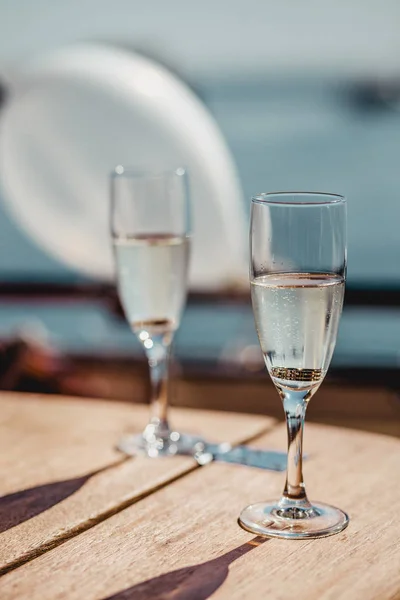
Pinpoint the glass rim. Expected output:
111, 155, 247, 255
110, 165, 187, 179
251, 191, 346, 206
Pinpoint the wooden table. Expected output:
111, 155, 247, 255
0, 392, 399, 599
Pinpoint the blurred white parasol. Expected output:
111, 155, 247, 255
0, 43, 247, 289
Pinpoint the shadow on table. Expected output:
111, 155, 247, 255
102, 536, 268, 600
0, 461, 123, 533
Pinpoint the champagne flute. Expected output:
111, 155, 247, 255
239, 192, 348, 539
111, 166, 203, 457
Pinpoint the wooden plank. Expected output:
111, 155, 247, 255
2, 423, 399, 599
0, 392, 273, 575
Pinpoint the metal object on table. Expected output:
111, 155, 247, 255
193, 442, 290, 471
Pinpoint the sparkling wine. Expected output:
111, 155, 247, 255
251, 272, 344, 390
114, 234, 189, 337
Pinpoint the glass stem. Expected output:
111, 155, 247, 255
279, 389, 313, 513
144, 338, 172, 441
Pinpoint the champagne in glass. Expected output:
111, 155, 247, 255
111, 167, 202, 457
251, 272, 344, 391
239, 192, 348, 539
114, 234, 190, 336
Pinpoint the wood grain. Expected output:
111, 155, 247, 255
2, 423, 399, 599
0, 392, 273, 574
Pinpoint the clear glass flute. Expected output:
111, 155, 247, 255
239, 192, 348, 539
110, 166, 203, 457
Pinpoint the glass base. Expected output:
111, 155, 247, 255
239, 499, 349, 539
117, 431, 205, 458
